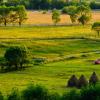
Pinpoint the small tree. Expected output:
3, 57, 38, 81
78, 75, 88, 88
0, 6, 11, 26
67, 75, 78, 87
89, 72, 99, 86
4, 46, 27, 70
77, 3, 92, 25
15, 5, 27, 26
52, 9, 61, 25
92, 22, 100, 37
22, 85, 49, 100
62, 6, 78, 23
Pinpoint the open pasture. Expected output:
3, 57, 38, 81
0, 25, 100, 94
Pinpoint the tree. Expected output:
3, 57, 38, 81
67, 75, 78, 87
78, 75, 88, 88
4, 46, 27, 70
52, 9, 61, 25
0, 6, 11, 26
92, 22, 100, 37
62, 6, 78, 23
78, 14, 91, 25
89, 72, 99, 86
15, 5, 27, 26
77, 3, 92, 25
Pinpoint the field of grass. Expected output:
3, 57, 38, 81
0, 25, 100, 94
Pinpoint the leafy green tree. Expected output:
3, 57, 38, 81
62, 6, 78, 23
0, 6, 11, 26
77, 3, 91, 25
22, 85, 49, 100
78, 14, 91, 25
4, 46, 27, 70
52, 9, 61, 25
15, 5, 27, 26
92, 22, 100, 37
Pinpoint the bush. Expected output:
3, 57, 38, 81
89, 72, 99, 85
34, 58, 46, 65
0, 92, 4, 100
22, 84, 49, 100
7, 88, 21, 100
48, 93, 61, 100
67, 75, 78, 87
78, 75, 88, 88
80, 85, 100, 100
4, 46, 27, 70
62, 89, 81, 100
92, 22, 100, 36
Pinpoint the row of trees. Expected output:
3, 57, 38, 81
0, 83, 100, 100
0, 0, 100, 10
52, 3, 92, 25
0, 5, 27, 26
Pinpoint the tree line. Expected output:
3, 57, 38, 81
0, 82, 100, 100
52, 3, 92, 25
0, 0, 100, 10
0, 5, 27, 26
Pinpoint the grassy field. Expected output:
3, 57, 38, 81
0, 25, 100, 94
25, 11, 100, 25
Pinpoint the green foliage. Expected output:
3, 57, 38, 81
52, 9, 61, 25
15, 5, 27, 26
34, 58, 46, 65
0, 5, 27, 26
92, 22, 100, 36
7, 88, 21, 100
48, 93, 61, 100
77, 3, 91, 25
67, 75, 78, 87
62, 6, 78, 23
22, 84, 49, 100
4, 46, 27, 70
78, 14, 91, 25
62, 89, 81, 100
0, 92, 4, 100
80, 85, 100, 100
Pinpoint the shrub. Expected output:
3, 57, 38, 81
67, 75, 78, 87
48, 93, 61, 100
0, 92, 4, 100
34, 58, 46, 65
80, 85, 100, 100
7, 88, 21, 100
62, 89, 81, 100
89, 72, 99, 85
92, 22, 100, 36
22, 84, 49, 100
4, 46, 27, 70
78, 75, 88, 88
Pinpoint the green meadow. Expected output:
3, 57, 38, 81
0, 25, 100, 94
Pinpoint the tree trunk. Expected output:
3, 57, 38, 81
19, 22, 21, 26
4, 19, 7, 26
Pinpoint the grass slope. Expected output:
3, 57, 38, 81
0, 25, 100, 94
